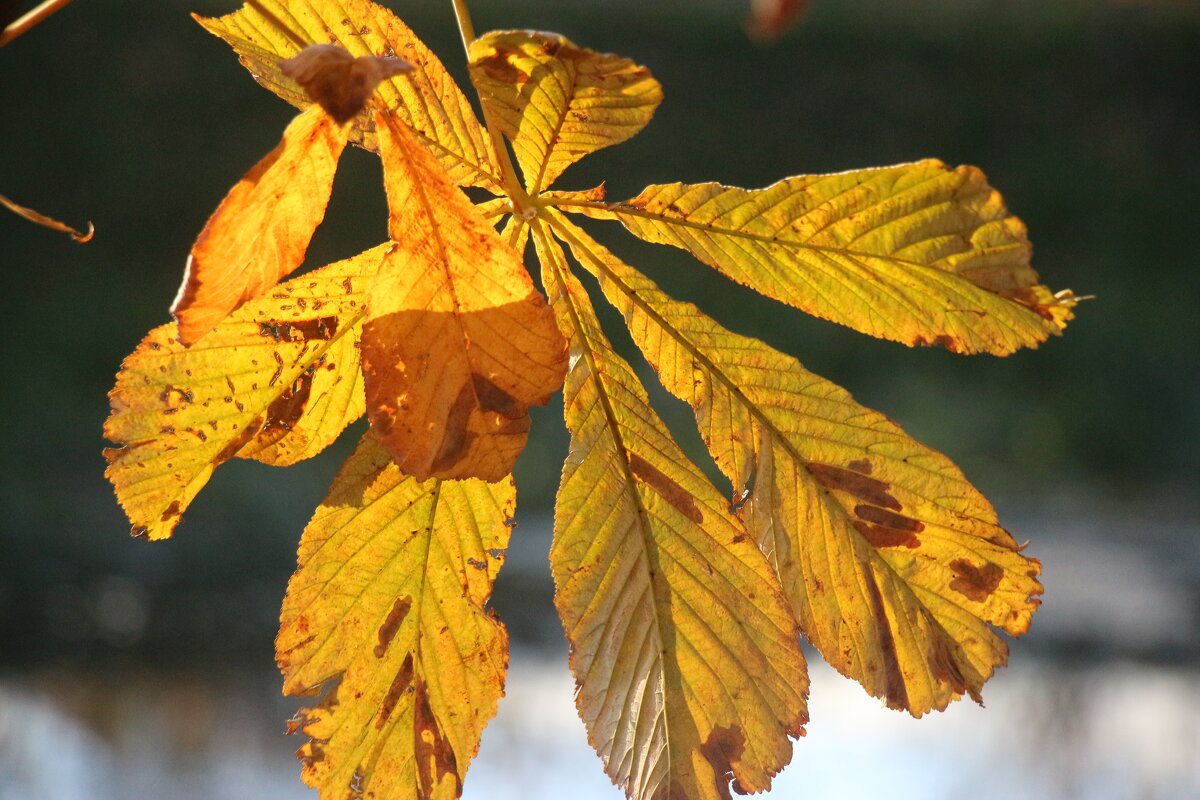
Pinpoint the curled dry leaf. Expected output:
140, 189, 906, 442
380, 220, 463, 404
1, 192, 93, 242
282, 43, 413, 123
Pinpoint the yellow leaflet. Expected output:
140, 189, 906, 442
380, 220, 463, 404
196, 0, 502, 191
278, 434, 511, 800
469, 30, 662, 193
562, 159, 1077, 355
105, 246, 384, 540
534, 222, 807, 800
363, 113, 567, 482
550, 211, 1043, 715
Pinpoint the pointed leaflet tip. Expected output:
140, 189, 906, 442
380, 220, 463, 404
281, 44, 413, 124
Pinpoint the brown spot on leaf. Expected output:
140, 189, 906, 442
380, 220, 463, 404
949, 559, 1004, 602
376, 653, 415, 730
847, 459, 872, 474
215, 415, 265, 462
699, 726, 745, 800
853, 505, 924, 548
160, 500, 182, 523
807, 463, 901, 510
259, 316, 340, 343
628, 452, 703, 524
862, 563, 909, 710
413, 675, 461, 796
373, 596, 412, 659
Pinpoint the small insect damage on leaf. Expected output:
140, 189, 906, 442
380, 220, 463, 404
949, 559, 1004, 602
373, 595, 413, 658
699, 725, 747, 800
282, 43, 413, 123
627, 451, 703, 524
259, 316, 339, 342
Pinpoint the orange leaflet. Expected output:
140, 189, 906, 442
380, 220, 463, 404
172, 105, 349, 344
362, 111, 567, 481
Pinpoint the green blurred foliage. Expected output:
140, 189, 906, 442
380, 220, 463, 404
1, 0, 1196, 665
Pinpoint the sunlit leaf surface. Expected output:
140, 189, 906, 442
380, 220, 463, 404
197, 0, 502, 190
551, 212, 1043, 715
363, 112, 566, 482
278, 434, 511, 800
564, 160, 1076, 355
469, 30, 661, 193
106, 246, 383, 540
535, 223, 808, 800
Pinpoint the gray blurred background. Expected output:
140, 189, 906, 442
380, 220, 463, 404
1, 1, 1198, 798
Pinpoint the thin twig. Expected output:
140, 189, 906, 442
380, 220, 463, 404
0, 0, 77, 48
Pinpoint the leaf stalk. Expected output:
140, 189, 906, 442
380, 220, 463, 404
0, 0, 76, 48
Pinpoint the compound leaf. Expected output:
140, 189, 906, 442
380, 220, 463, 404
551, 212, 1043, 715
105, 245, 384, 540
173, 105, 349, 344
534, 223, 808, 800
362, 112, 567, 482
277, 433, 511, 800
196, 0, 502, 191
469, 30, 662, 194
563, 159, 1077, 355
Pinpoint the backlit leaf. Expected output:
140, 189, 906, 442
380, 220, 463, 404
105, 246, 384, 540
362, 112, 567, 482
277, 433, 511, 800
534, 222, 808, 800
550, 212, 1043, 715
562, 159, 1077, 355
172, 105, 349, 344
196, 0, 502, 191
469, 30, 662, 193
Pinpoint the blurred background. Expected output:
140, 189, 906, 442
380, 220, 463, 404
1, 0, 1198, 797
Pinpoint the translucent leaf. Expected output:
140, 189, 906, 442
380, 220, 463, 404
534, 222, 808, 800
278, 434, 511, 800
550, 212, 1043, 715
105, 246, 384, 540
562, 159, 1077, 355
196, 0, 502, 191
172, 106, 349, 344
362, 113, 567, 482
469, 30, 661, 193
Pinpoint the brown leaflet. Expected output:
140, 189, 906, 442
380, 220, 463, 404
282, 43, 412, 123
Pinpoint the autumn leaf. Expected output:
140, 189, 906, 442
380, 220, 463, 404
277, 433, 511, 800
196, 0, 503, 190
468, 30, 662, 194
106, 245, 383, 540
534, 223, 808, 800
362, 111, 567, 482
549, 212, 1043, 715
172, 105, 350, 344
560, 160, 1077, 355
282, 42, 414, 123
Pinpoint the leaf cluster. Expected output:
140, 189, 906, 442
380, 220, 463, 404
104, 1, 1074, 798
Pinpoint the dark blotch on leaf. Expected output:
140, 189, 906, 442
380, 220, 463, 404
807, 462, 901, 510
628, 452, 703, 524
699, 725, 745, 800
949, 559, 1004, 602
373, 595, 412, 658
